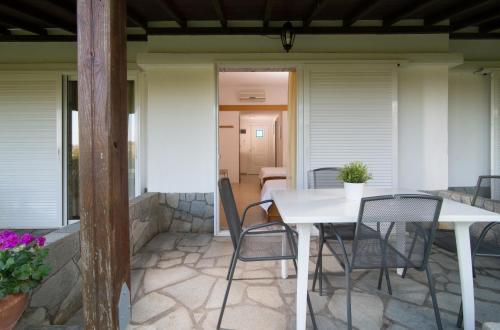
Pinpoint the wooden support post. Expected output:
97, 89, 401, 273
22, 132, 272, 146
77, 0, 130, 329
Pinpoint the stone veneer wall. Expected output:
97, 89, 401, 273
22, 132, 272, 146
17, 193, 164, 328
157, 193, 214, 234
427, 189, 500, 246
17, 192, 215, 328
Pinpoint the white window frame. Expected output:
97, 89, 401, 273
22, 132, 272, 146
62, 73, 141, 225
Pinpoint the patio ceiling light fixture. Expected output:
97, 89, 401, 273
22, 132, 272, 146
280, 21, 295, 52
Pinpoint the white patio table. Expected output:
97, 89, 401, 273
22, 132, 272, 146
272, 187, 500, 330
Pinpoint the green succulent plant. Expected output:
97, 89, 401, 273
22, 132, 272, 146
338, 161, 372, 183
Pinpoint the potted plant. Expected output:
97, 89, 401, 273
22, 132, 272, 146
338, 161, 372, 200
0, 231, 50, 330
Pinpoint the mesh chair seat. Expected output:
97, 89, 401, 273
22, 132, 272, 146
239, 233, 296, 260
317, 223, 356, 240
434, 228, 499, 256
326, 224, 427, 269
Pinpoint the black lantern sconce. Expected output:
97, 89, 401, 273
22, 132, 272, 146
280, 21, 295, 52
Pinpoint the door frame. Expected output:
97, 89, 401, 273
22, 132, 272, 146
214, 64, 301, 236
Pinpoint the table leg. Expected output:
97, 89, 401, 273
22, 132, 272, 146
454, 222, 475, 330
296, 223, 312, 330
282, 232, 289, 279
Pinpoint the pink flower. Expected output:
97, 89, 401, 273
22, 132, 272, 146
0, 231, 19, 250
20, 233, 35, 245
35, 236, 46, 247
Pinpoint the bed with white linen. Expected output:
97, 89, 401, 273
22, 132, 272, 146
260, 179, 287, 212
259, 167, 287, 186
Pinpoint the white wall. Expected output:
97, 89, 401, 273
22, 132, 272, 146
146, 67, 216, 192
282, 111, 289, 167
219, 111, 240, 183
448, 71, 491, 187
398, 65, 449, 190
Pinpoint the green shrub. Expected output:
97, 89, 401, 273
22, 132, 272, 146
338, 161, 372, 183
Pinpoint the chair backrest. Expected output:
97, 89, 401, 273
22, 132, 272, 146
472, 175, 500, 206
218, 177, 242, 250
351, 194, 443, 270
308, 167, 343, 189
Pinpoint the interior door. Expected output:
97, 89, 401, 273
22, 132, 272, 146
248, 123, 274, 174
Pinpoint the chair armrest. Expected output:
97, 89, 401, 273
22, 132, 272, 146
241, 199, 274, 227
329, 225, 352, 268
242, 221, 288, 233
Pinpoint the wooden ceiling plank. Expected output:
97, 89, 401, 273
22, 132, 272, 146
0, 12, 47, 35
263, 0, 274, 28
343, 0, 385, 27
425, 0, 489, 26
384, 0, 437, 27
154, 0, 187, 29
211, 0, 227, 28
127, 6, 148, 30
0, 3, 76, 34
304, 0, 331, 27
451, 10, 500, 32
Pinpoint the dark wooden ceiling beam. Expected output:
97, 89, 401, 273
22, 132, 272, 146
154, 0, 187, 28
46, 0, 76, 17
127, 6, 148, 30
304, 0, 331, 27
343, 0, 384, 27
0, 34, 147, 42
0, 24, 10, 35
0, 3, 76, 34
211, 0, 227, 28
479, 19, 500, 34
450, 32, 500, 40
0, 13, 47, 35
263, 0, 273, 28
384, 0, 437, 27
425, 0, 489, 26
147, 25, 450, 35
451, 10, 500, 32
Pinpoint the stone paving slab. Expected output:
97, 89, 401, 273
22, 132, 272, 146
126, 233, 500, 330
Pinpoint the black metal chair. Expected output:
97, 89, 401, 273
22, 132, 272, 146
217, 177, 317, 330
321, 194, 444, 330
433, 175, 500, 327
308, 167, 358, 296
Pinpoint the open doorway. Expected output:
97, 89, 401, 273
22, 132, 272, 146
217, 70, 292, 231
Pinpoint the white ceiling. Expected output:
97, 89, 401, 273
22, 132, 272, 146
219, 71, 289, 87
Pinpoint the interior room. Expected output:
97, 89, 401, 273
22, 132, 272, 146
218, 71, 291, 230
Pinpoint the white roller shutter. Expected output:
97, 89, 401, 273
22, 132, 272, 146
0, 74, 61, 228
492, 72, 500, 177
305, 64, 397, 187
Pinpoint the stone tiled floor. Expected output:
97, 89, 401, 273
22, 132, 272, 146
128, 233, 500, 330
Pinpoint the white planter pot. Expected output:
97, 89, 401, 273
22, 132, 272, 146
344, 182, 364, 201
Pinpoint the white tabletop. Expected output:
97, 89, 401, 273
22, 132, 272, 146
272, 188, 500, 224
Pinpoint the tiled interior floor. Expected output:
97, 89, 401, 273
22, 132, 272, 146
219, 174, 268, 230
128, 232, 500, 330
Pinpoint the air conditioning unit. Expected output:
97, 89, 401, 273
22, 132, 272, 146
239, 90, 266, 102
